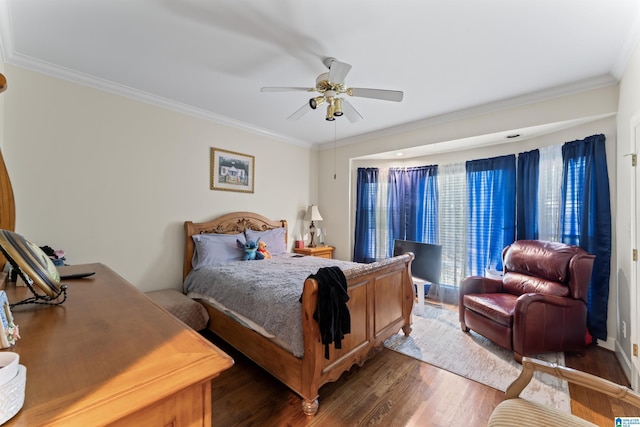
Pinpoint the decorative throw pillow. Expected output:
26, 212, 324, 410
245, 228, 287, 255
191, 233, 245, 269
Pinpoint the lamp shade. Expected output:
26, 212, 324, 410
304, 205, 323, 222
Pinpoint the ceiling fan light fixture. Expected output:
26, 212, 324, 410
262, 57, 403, 123
325, 104, 335, 121
309, 96, 325, 110
333, 98, 343, 116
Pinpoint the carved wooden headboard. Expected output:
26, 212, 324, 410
183, 211, 287, 280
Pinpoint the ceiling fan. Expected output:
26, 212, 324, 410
260, 57, 403, 123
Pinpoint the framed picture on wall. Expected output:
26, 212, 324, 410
210, 147, 255, 193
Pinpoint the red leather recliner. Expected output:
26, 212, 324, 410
459, 240, 595, 362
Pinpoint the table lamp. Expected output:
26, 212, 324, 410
304, 205, 323, 248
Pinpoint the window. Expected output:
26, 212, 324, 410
437, 163, 466, 288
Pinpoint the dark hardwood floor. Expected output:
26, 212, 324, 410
206, 327, 639, 427
565, 346, 640, 426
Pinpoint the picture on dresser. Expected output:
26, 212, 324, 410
210, 147, 254, 193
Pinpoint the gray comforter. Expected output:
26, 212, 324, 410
183, 253, 358, 357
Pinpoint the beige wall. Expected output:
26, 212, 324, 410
616, 39, 640, 386
1, 63, 316, 292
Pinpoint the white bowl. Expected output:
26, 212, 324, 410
0, 364, 26, 425
0, 353, 19, 387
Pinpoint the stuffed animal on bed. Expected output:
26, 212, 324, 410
257, 241, 272, 259
237, 239, 265, 260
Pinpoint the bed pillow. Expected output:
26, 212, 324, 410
192, 232, 245, 269
245, 228, 287, 255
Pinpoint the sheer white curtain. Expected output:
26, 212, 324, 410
375, 168, 391, 260
537, 145, 563, 242
437, 163, 467, 296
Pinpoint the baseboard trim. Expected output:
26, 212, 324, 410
598, 336, 616, 351
616, 340, 632, 381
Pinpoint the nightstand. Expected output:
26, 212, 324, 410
293, 246, 335, 259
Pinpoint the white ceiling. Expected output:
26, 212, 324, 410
1, 0, 639, 151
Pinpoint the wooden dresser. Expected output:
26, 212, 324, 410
2, 263, 233, 426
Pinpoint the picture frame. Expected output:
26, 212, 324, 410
210, 147, 255, 193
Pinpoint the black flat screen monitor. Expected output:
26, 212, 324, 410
393, 239, 442, 285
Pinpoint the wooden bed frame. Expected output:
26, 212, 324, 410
183, 211, 414, 415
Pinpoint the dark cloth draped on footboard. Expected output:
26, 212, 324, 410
308, 266, 351, 359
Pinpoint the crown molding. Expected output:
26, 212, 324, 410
8, 52, 312, 148
0, 2, 312, 150
319, 74, 618, 151
0, 0, 630, 153
611, 3, 640, 79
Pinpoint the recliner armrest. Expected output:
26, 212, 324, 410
512, 293, 588, 357
514, 292, 584, 314
460, 276, 503, 295
514, 293, 586, 330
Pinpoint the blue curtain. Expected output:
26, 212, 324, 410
560, 134, 611, 341
388, 166, 438, 245
353, 168, 379, 263
516, 149, 539, 240
466, 155, 516, 275
387, 170, 403, 249
422, 167, 439, 244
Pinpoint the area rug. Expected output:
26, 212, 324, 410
384, 304, 571, 412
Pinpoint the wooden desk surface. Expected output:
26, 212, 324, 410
2, 263, 233, 426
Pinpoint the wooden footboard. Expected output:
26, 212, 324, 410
299, 253, 415, 414
184, 212, 414, 415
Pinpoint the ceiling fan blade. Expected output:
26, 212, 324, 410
287, 103, 312, 120
341, 99, 363, 123
328, 60, 352, 84
348, 87, 404, 102
260, 87, 313, 92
